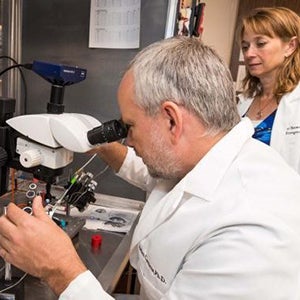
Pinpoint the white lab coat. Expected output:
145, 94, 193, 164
60, 118, 300, 299
237, 82, 300, 174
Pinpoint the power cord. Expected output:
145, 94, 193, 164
0, 56, 31, 114
0, 63, 32, 77
0, 272, 28, 294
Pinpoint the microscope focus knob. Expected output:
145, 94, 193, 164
20, 149, 42, 168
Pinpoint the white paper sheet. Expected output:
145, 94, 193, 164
89, 0, 141, 49
70, 203, 140, 233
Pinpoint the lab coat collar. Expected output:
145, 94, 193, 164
281, 82, 300, 104
181, 118, 254, 200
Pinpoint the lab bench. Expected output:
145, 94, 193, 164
0, 192, 144, 300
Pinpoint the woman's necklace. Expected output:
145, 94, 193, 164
256, 95, 275, 119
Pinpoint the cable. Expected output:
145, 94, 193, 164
49, 154, 98, 216
49, 180, 77, 217
68, 191, 87, 207
0, 63, 32, 77
0, 272, 28, 293
0, 56, 30, 113
93, 144, 123, 179
74, 154, 97, 175
49, 170, 89, 215
93, 165, 109, 180
0, 56, 18, 65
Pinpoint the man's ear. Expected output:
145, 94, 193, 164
161, 101, 183, 144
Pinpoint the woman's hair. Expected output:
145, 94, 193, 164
128, 36, 240, 135
239, 7, 300, 100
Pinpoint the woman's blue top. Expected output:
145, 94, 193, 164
252, 110, 277, 145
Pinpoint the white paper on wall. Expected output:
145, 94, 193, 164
89, 0, 141, 49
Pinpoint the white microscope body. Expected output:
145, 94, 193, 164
6, 113, 101, 170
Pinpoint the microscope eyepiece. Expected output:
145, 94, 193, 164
87, 119, 128, 145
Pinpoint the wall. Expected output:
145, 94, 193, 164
18, 0, 238, 201
201, 0, 239, 65
21, 0, 169, 201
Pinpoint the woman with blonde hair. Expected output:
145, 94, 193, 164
237, 6, 300, 173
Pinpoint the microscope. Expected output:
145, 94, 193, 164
0, 60, 128, 212
0, 60, 129, 298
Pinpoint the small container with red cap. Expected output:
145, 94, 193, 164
91, 234, 102, 249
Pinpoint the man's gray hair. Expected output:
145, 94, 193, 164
129, 36, 240, 134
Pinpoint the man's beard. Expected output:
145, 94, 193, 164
139, 125, 182, 180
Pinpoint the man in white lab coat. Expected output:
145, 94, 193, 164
1, 36, 300, 300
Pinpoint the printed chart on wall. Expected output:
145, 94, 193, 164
89, 0, 141, 49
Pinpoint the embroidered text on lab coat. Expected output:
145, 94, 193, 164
139, 245, 166, 284
285, 125, 300, 135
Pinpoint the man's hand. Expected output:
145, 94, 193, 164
0, 196, 87, 295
